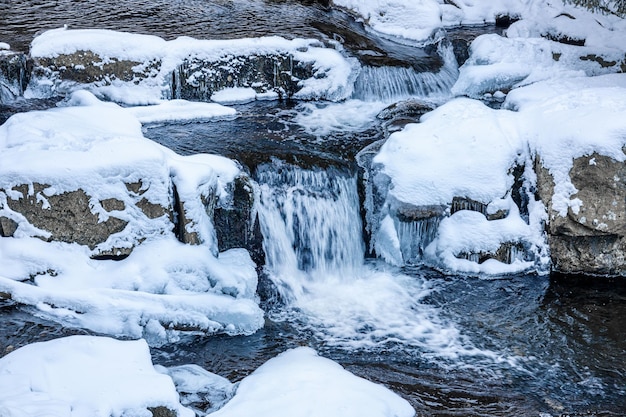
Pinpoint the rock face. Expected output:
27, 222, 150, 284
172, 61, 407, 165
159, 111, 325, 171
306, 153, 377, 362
0, 51, 30, 103
173, 54, 314, 101
31, 51, 161, 95
537, 153, 626, 275
0, 180, 172, 259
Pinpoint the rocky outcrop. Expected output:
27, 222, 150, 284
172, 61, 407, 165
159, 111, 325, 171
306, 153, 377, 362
31, 51, 161, 96
536, 153, 626, 275
173, 54, 314, 101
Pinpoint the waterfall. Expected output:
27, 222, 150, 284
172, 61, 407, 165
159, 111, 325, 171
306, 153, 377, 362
352, 43, 458, 102
255, 160, 364, 300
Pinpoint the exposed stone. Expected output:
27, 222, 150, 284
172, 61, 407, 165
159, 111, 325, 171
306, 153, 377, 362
148, 406, 177, 417
125, 180, 146, 195
536, 153, 626, 275
100, 198, 125, 212
0, 216, 18, 237
31, 51, 161, 96
137, 197, 168, 219
579, 53, 617, 68
172, 184, 217, 248
395, 202, 446, 222
4, 183, 128, 249
172, 54, 314, 101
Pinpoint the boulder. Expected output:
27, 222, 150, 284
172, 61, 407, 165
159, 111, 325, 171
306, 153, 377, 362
536, 153, 626, 275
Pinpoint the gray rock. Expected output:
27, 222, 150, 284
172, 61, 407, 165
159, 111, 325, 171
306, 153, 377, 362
536, 153, 626, 275
31, 51, 161, 96
0, 216, 18, 237
172, 53, 315, 101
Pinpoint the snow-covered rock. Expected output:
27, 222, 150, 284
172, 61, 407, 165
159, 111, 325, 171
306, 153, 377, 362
372, 73, 626, 275
210, 347, 415, 417
0, 336, 194, 417
0, 91, 264, 341
27, 28, 357, 104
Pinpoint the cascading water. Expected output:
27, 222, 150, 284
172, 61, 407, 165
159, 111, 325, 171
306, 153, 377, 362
255, 160, 364, 300
254, 159, 484, 354
352, 42, 459, 102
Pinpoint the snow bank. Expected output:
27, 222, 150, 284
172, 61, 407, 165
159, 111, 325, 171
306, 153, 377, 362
125, 99, 237, 123
0, 91, 264, 342
374, 74, 626, 274
27, 28, 357, 104
453, 3, 626, 98
211, 347, 415, 417
0, 42, 9, 51
0, 336, 193, 417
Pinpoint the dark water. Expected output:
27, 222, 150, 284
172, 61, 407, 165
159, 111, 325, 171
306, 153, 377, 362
2, 271, 625, 416
0, 0, 440, 69
2, 1, 626, 416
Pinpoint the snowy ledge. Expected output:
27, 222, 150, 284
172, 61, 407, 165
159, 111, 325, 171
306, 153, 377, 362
26, 28, 358, 105
0, 91, 264, 342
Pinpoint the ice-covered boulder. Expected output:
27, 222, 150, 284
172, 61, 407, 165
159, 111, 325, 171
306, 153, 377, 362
0, 336, 194, 417
0, 91, 264, 341
27, 28, 357, 104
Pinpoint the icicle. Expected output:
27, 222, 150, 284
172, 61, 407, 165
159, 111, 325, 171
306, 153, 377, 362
395, 216, 441, 264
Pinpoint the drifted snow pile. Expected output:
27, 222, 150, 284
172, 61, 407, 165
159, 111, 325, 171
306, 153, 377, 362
0, 91, 264, 343
373, 73, 626, 274
0, 337, 415, 417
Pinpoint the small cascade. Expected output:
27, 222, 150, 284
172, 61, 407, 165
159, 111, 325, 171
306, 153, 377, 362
395, 217, 441, 264
352, 43, 458, 102
255, 160, 365, 299
0, 53, 29, 104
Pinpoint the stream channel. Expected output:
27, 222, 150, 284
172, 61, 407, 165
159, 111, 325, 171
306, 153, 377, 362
1, 0, 626, 416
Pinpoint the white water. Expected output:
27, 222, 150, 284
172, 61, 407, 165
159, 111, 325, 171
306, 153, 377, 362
352, 43, 458, 102
255, 161, 501, 358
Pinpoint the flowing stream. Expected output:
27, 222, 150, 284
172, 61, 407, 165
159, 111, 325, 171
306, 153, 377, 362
1, 1, 626, 416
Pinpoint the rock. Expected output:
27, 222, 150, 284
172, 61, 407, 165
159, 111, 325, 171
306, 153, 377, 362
31, 51, 161, 96
536, 153, 626, 275
1, 182, 173, 259
214, 174, 265, 265
173, 54, 314, 101
0, 216, 18, 237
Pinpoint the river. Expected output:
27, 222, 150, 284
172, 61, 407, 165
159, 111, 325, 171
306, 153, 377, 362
1, 1, 625, 416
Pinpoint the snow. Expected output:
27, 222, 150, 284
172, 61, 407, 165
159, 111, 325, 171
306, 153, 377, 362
0, 336, 194, 417
0, 42, 9, 51
210, 347, 416, 417
374, 73, 626, 274
0, 91, 264, 342
211, 87, 258, 104
27, 28, 357, 104
125, 99, 237, 123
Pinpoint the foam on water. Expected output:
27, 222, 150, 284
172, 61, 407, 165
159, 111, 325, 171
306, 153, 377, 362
255, 161, 505, 360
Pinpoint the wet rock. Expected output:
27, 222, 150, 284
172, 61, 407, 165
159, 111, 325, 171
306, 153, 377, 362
0, 51, 30, 103
377, 99, 437, 135
536, 153, 626, 275
173, 54, 314, 101
214, 174, 265, 266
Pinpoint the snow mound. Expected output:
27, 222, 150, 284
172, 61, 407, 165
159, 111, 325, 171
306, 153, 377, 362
0, 336, 194, 417
210, 347, 415, 417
